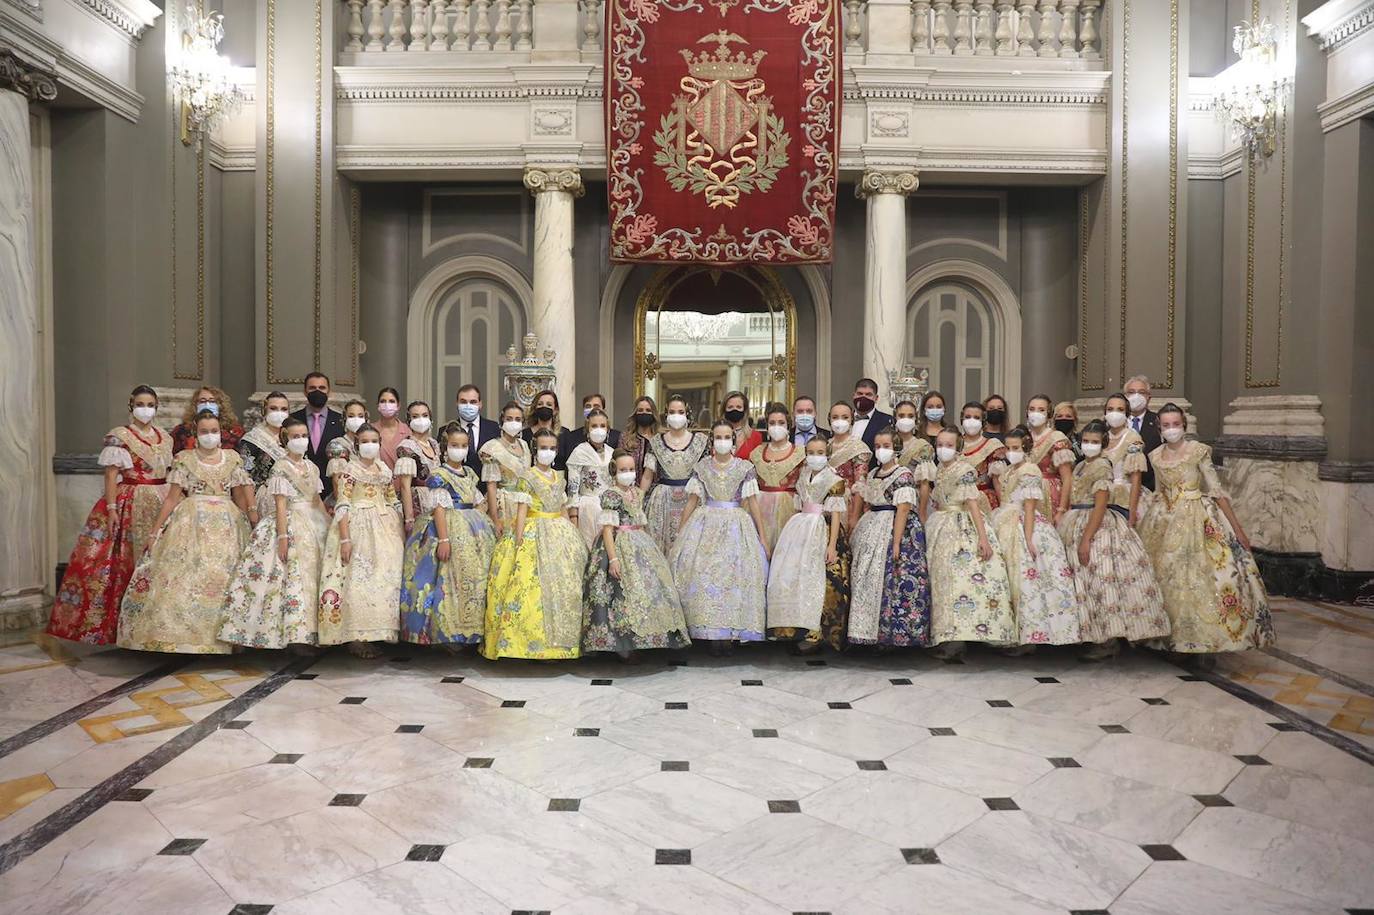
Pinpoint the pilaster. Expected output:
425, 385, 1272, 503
857, 169, 919, 391
524, 165, 583, 418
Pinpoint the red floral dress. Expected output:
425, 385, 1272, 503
1028, 429, 1075, 511
47, 426, 172, 644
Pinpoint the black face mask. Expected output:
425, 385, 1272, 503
306, 390, 328, 409
1054, 418, 1076, 435
532, 407, 555, 423
634, 413, 656, 427
985, 409, 1006, 425
724, 408, 746, 424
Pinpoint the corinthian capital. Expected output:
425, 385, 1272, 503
0, 49, 57, 103
855, 170, 920, 198
523, 167, 585, 198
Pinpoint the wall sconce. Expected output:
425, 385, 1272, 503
168, 8, 243, 147
1213, 18, 1290, 161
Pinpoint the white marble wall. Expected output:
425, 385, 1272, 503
1321, 481, 1374, 572
1223, 458, 1324, 555
55, 475, 103, 561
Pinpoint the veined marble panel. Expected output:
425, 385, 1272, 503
1321, 480, 1374, 571
54, 473, 102, 561
1223, 458, 1323, 554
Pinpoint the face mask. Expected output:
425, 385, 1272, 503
409, 416, 433, 435
359, 441, 380, 460
1054, 418, 1076, 435
306, 390, 328, 409
874, 447, 895, 465
287, 437, 310, 456
986, 408, 1006, 425
266, 409, 289, 428
378, 402, 399, 418
447, 446, 468, 464
503, 420, 523, 437
345, 416, 366, 434
1080, 442, 1103, 458
1104, 410, 1127, 429
724, 408, 746, 424
532, 407, 555, 424
805, 454, 828, 472
795, 414, 815, 431
714, 438, 733, 455
1162, 426, 1185, 443
937, 446, 957, 463
589, 427, 608, 444
583, 406, 594, 419
925, 407, 945, 422
1026, 411, 1047, 428
961, 417, 983, 436
616, 469, 638, 487
768, 424, 789, 442
457, 403, 480, 423
131, 406, 157, 424
196, 401, 219, 416
830, 418, 850, 435
634, 413, 656, 427
1005, 449, 1025, 465
666, 413, 688, 430
1127, 392, 1148, 412
853, 396, 875, 415
197, 432, 221, 450
895, 417, 916, 434
534, 448, 556, 466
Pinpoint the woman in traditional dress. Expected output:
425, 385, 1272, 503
752, 403, 806, 552
566, 408, 616, 547
624, 396, 659, 483
893, 399, 934, 472
827, 401, 871, 535
1025, 393, 1075, 524
326, 400, 370, 500
1137, 404, 1274, 654
848, 427, 932, 648
982, 393, 1011, 442
1101, 393, 1148, 525
237, 391, 291, 519
373, 387, 411, 470
395, 400, 442, 541
481, 401, 532, 539
583, 449, 692, 659
958, 401, 1008, 511
170, 386, 244, 454
990, 426, 1083, 650
220, 416, 329, 650
399, 424, 494, 647
118, 411, 254, 654
926, 427, 1015, 659
483, 429, 589, 660
919, 391, 948, 447
670, 420, 770, 653
1057, 420, 1171, 660
642, 395, 708, 555
48, 386, 172, 644
723, 390, 763, 459
318, 424, 404, 658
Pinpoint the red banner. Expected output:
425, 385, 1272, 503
605, 0, 841, 266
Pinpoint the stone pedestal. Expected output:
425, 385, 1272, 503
524, 167, 583, 418
857, 170, 918, 390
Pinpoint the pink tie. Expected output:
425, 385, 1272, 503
311, 413, 323, 452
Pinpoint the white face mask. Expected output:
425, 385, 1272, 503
616, 469, 638, 487
829, 418, 850, 435
1026, 410, 1047, 428
1126, 392, 1148, 412
447, 446, 468, 464
1005, 449, 1025, 465
345, 416, 366, 434
358, 441, 381, 460
961, 417, 983, 436
131, 406, 157, 424
265, 409, 289, 428
714, 438, 733, 455
936, 445, 957, 463
502, 420, 523, 438
287, 436, 310, 456
536, 448, 557, 466
925, 407, 945, 422
666, 413, 688, 430
805, 454, 829, 472
589, 427, 608, 444
1104, 410, 1127, 429
1162, 426, 1185, 443
197, 432, 221, 450
1080, 442, 1103, 458
895, 417, 916, 434
874, 447, 895, 465
768, 424, 789, 442
409, 416, 432, 435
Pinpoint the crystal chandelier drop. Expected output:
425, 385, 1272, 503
1213, 19, 1289, 161
169, 8, 243, 147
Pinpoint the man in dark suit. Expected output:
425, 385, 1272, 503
792, 394, 829, 448
558, 392, 621, 467
1124, 374, 1162, 490
454, 383, 501, 488
851, 377, 894, 452
292, 371, 345, 498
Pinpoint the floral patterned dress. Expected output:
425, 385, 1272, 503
583, 485, 691, 653
644, 431, 709, 554
829, 436, 871, 530
669, 457, 767, 641
394, 436, 442, 521
483, 468, 589, 660
752, 444, 806, 552
1138, 442, 1274, 652
766, 467, 848, 638
1056, 456, 1171, 644
848, 465, 932, 646
1028, 428, 1076, 511
118, 450, 253, 654
926, 460, 1015, 646
1103, 427, 1148, 512
399, 464, 495, 645
961, 436, 1008, 511
48, 426, 172, 644
220, 458, 329, 648
566, 441, 616, 547
479, 437, 533, 531
318, 458, 404, 645
989, 463, 1084, 645
238, 424, 289, 519
171, 422, 243, 454
897, 434, 934, 471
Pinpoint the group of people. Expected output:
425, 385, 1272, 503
45, 371, 1274, 665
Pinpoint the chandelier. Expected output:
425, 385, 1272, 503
168, 8, 243, 147
1213, 19, 1289, 161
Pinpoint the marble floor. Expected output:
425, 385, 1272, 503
1, 599, 1372, 915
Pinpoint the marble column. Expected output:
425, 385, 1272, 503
524, 166, 583, 417
857, 170, 918, 391
0, 53, 58, 631
726, 358, 744, 394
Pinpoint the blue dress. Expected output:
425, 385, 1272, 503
399, 464, 495, 644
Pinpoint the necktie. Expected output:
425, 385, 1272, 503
466, 422, 475, 449
1132, 416, 1141, 432
311, 413, 322, 452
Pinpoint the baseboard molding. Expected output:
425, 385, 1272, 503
1252, 548, 1374, 605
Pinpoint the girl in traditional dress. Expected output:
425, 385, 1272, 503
982, 393, 1011, 442
1025, 393, 1075, 524
170, 386, 243, 454
752, 403, 806, 552
583, 449, 692, 659
1102, 393, 1147, 525
483, 429, 589, 660
1138, 404, 1274, 654
395, 400, 441, 541
926, 427, 1015, 659
399, 424, 495, 647
481, 402, 532, 539
326, 400, 370, 499
670, 420, 770, 653
848, 427, 932, 647
374, 387, 411, 470
118, 411, 254, 654
1057, 420, 1171, 660
767, 437, 849, 651
827, 401, 871, 534
566, 408, 616, 547
990, 426, 1082, 649
893, 400, 934, 471
958, 401, 1008, 511
642, 395, 708, 554
48, 386, 172, 644
318, 424, 404, 658
624, 396, 659, 483
237, 391, 291, 519
919, 391, 948, 447
220, 417, 330, 650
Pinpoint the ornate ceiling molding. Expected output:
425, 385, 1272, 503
1303, 0, 1374, 51
76, 0, 160, 42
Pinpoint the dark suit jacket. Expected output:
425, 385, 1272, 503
559, 427, 622, 470
454, 416, 501, 486
291, 407, 345, 497
1132, 409, 1162, 491
858, 410, 895, 453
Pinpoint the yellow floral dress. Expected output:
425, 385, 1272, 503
479, 436, 532, 530
1138, 442, 1274, 652
483, 467, 589, 660
925, 459, 1015, 646
318, 458, 404, 644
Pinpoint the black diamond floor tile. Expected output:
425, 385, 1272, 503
985, 699, 1013, 708
574, 728, 600, 737
440, 676, 465, 683
901, 847, 940, 865
1194, 794, 1233, 807
665, 702, 688, 710
983, 797, 1020, 811
741, 679, 764, 686
1142, 697, 1170, 706
329, 793, 366, 806
158, 838, 206, 856
662, 760, 690, 771
396, 724, 425, 733
511, 910, 551, 915
928, 727, 957, 736
501, 700, 526, 708
115, 788, 154, 802
229, 906, 274, 915
590, 679, 613, 686
827, 702, 852, 709
294, 673, 318, 681
752, 729, 778, 738
656, 849, 691, 865
1235, 755, 1271, 766
1034, 676, 1060, 684
1048, 757, 1081, 768
768, 800, 802, 813
406, 844, 447, 862
1068, 910, 1111, 915
268, 754, 303, 764
1140, 844, 1186, 861
857, 760, 887, 771
340, 697, 367, 705
548, 798, 581, 811
889, 678, 913, 685
1100, 724, 1130, 733
464, 758, 494, 769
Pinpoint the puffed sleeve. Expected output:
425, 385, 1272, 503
1196, 444, 1229, 499
891, 469, 918, 506
393, 455, 418, 478
332, 472, 353, 515
644, 451, 658, 473
326, 438, 352, 479
739, 465, 760, 501
1122, 441, 1148, 476
98, 431, 134, 469
479, 444, 504, 483
822, 478, 849, 514
1010, 472, 1044, 504
166, 452, 194, 490
429, 487, 454, 510
950, 465, 981, 504
1085, 460, 1112, 495
907, 460, 936, 483
266, 466, 298, 499
597, 489, 623, 528
685, 467, 706, 501
227, 457, 255, 490
987, 446, 1008, 477
1051, 439, 1076, 467
506, 475, 533, 506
